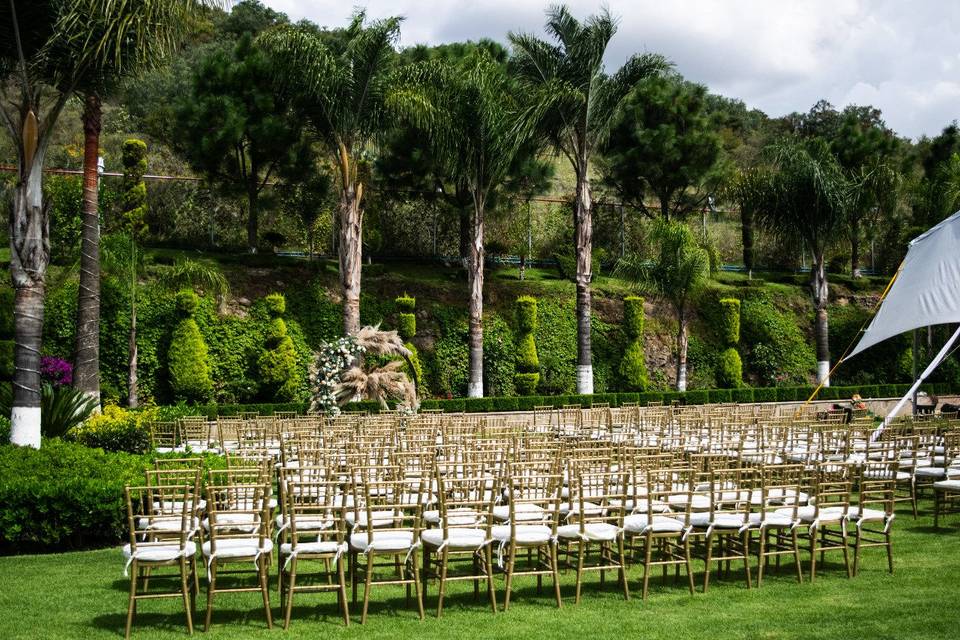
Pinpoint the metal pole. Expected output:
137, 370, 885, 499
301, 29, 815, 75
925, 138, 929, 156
912, 329, 919, 416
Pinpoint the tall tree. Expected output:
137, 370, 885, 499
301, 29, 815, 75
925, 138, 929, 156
758, 138, 851, 387
725, 168, 769, 279
259, 13, 408, 336
73, 2, 216, 407
510, 5, 669, 393
417, 53, 541, 397
602, 76, 723, 220
177, 34, 312, 253
616, 220, 709, 391
0, 0, 217, 447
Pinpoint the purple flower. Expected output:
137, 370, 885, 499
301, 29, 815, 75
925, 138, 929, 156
40, 356, 73, 387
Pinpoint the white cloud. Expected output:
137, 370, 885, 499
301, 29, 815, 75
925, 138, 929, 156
261, 0, 960, 138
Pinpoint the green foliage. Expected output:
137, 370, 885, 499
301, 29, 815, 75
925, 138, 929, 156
263, 292, 286, 317
395, 294, 416, 314
708, 388, 732, 403
404, 342, 425, 392
515, 372, 540, 396
257, 295, 300, 402
120, 139, 148, 237
732, 387, 755, 403
683, 390, 709, 405
619, 341, 649, 392
67, 404, 156, 454
718, 298, 741, 345
740, 292, 816, 386
515, 296, 539, 333
716, 347, 743, 388
40, 384, 99, 439
622, 296, 644, 339
484, 314, 516, 397
168, 316, 212, 403
174, 288, 199, 315
515, 334, 540, 371
753, 387, 777, 402
0, 440, 151, 552
397, 313, 416, 341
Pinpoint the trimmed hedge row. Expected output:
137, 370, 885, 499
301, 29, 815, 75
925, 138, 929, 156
164, 382, 959, 417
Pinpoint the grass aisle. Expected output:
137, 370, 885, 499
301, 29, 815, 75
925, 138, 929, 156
0, 505, 957, 639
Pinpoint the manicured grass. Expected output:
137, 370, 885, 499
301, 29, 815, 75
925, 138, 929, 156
1, 502, 957, 639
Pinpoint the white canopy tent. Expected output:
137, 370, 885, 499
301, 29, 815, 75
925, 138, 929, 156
845, 210, 960, 432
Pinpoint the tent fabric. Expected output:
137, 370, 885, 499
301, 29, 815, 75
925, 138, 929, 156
848, 209, 960, 359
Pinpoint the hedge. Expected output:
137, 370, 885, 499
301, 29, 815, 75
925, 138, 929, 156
137, 381, 958, 418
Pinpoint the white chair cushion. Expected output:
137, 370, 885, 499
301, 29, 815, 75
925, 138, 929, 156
138, 516, 199, 533
933, 479, 960, 491
690, 513, 747, 529
492, 503, 545, 522
349, 530, 416, 553
556, 522, 619, 541
491, 524, 552, 545
279, 540, 343, 556
916, 467, 960, 479
123, 542, 196, 563
202, 538, 273, 559
345, 510, 396, 529
776, 505, 846, 524
203, 513, 259, 532
421, 527, 488, 549
275, 514, 335, 531
748, 512, 795, 528
559, 501, 604, 517
667, 493, 710, 510
847, 507, 889, 522
622, 514, 684, 534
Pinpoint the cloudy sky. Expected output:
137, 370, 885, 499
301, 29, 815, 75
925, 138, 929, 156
259, 1, 960, 140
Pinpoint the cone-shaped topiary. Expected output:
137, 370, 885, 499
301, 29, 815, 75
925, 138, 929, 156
514, 296, 539, 394
258, 293, 299, 401
168, 289, 212, 403
716, 298, 742, 388
619, 296, 649, 391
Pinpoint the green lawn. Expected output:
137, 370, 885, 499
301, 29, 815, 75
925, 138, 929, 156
1, 503, 957, 639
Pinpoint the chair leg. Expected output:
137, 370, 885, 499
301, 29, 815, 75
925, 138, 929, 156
841, 528, 852, 579
684, 537, 695, 595
204, 564, 216, 632
852, 528, 862, 577
642, 535, 653, 600
283, 559, 296, 630
617, 536, 630, 601
337, 556, 351, 627
574, 542, 585, 604
484, 546, 498, 614
436, 549, 448, 618
885, 529, 894, 574
502, 545, 516, 611
703, 535, 714, 593
361, 554, 374, 625
756, 529, 767, 587
791, 528, 803, 584
550, 543, 562, 608
180, 557, 194, 635
259, 557, 273, 629
809, 529, 818, 583
125, 560, 138, 640
410, 550, 425, 621
742, 531, 752, 589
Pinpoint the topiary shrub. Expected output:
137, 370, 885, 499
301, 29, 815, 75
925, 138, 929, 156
394, 294, 423, 390
716, 348, 743, 388
67, 404, 156, 454
715, 298, 742, 388
168, 289, 212, 403
514, 296, 540, 394
619, 296, 649, 391
257, 293, 300, 402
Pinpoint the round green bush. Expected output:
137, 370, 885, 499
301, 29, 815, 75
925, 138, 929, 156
263, 292, 286, 317
716, 347, 743, 388
514, 372, 540, 396
516, 296, 539, 334
619, 340, 649, 391
265, 317, 288, 342
174, 289, 199, 315
168, 317, 213, 403
718, 298, 741, 346
395, 294, 416, 314
398, 313, 416, 341
623, 296, 645, 340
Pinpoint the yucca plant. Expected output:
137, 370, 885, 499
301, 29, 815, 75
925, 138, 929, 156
0, 383, 97, 440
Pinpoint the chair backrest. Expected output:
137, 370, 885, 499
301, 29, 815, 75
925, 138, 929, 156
205, 482, 271, 550
566, 467, 625, 531
757, 464, 804, 519
435, 466, 497, 539
126, 484, 195, 553
285, 477, 345, 551
504, 460, 562, 537
645, 466, 693, 529
857, 462, 895, 517
812, 462, 852, 519
150, 422, 180, 451
350, 476, 424, 547
705, 467, 755, 527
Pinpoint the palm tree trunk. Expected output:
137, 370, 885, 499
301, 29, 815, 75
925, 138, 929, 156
574, 169, 594, 394
74, 93, 102, 407
340, 182, 363, 336
9, 150, 49, 448
127, 240, 138, 408
467, 199, 484, 398
811, 255, 831, 386
850, 215, 861, 278
676, 314, 688, 392
741, 207, 754, 279
458, 205, 470, 270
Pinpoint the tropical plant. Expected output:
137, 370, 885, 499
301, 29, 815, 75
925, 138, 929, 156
258, 12, 410, 336
0, 0, 219, 447
616, 220, 710, 391
758, 138, 852, 386
118, 139, 148, 407
510, 5, 669, 393
0, 382, 96, 439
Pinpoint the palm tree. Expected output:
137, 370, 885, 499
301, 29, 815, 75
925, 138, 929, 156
758, 139, 851, 387
72, 4, 214, 407
510, 5, 669, 393
0, 0, 219, 447
258, 12, 407, 336
412, 52, 537, 397
725, 168, 771, 280
616, 220, 709, 391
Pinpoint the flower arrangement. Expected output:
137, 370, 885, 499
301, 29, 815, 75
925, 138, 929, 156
308, 336, 365, 417
40, 356, 73, 387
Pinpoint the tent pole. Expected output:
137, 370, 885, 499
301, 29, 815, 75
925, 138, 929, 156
875, 324, 960, 439
912, 329, 919, 417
